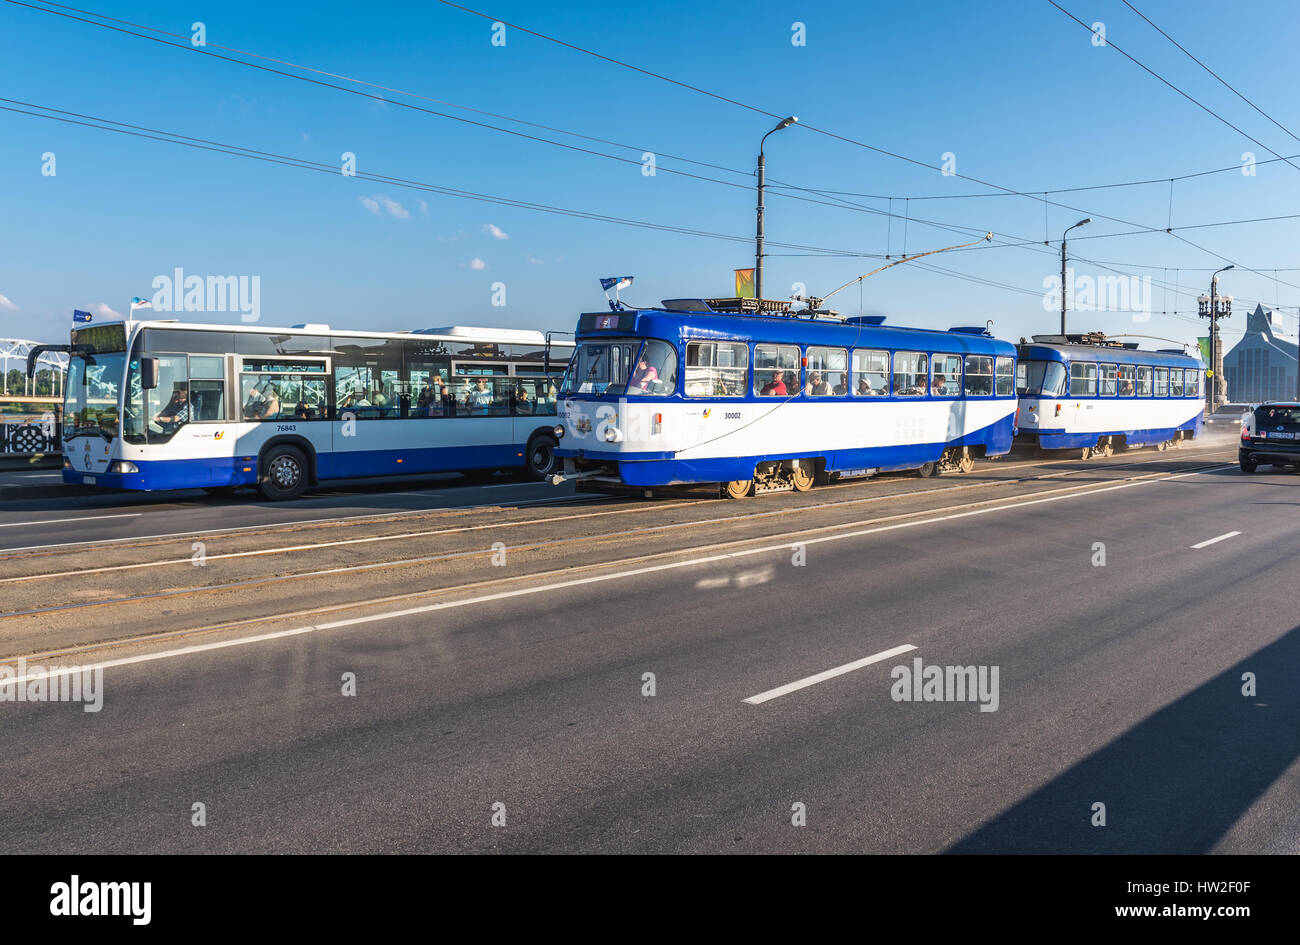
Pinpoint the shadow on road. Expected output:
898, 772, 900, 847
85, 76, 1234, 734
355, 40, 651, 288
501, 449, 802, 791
946, 624, 1300, 854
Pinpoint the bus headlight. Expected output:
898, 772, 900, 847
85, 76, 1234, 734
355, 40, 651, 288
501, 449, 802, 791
108, 461, 139, 474
553, 424, 565, 439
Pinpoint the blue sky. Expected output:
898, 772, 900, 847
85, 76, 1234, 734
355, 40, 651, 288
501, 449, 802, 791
3, 0, 1300, 349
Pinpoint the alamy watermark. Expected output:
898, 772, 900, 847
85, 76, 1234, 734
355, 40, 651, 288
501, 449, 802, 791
890, 657, 999, 712
149, 267, 261, 322
0, 659, 103, 712
1043, 267, 1152, 320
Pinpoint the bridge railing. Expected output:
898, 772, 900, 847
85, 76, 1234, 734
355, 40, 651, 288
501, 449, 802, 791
0, 397, 62, 457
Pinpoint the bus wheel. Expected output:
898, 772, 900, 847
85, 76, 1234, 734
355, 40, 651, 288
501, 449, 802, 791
525, 433, 559, 480
258, 445, 308, 500
790, 461, 815, 492
957, 448, 975, 474
724, 479, 754, 499
917, 461, 940, 478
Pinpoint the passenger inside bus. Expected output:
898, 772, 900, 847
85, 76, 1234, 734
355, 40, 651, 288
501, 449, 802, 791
465, 377, 494, 414
243, 383, 281, 420
514, 385, 533, 414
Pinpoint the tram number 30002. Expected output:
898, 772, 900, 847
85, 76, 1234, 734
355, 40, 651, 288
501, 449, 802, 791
723, 412, 741, 421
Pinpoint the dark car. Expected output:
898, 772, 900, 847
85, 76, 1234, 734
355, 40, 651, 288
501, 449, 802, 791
1239, 402, 1300, 473
1206, 402, 1256, 427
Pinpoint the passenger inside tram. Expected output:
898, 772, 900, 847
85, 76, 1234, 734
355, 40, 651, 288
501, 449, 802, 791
806, 371, 829, 396
833, 372, 849, 395
759, 371, 786, 395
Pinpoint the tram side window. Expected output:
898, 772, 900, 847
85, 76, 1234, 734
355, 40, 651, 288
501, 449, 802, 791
963, 355, 993, 396
684, 341, 747, 397
1098, 363, 1118, 396
894, 352, 929, 396
1154, 366, 1169, 397
806, 346, 847, 396
1117, 364, 1136, 396
1069, 362, 1096, 397
933, 354, 961, 396
754, 343, 799, 396
852, 349, 889, 396
1135, 365, 1153, 396
626, 340, 678, 396
995, 356, 1015, 396
1169, 368, 1185, 397
1185, 369, 1200, 398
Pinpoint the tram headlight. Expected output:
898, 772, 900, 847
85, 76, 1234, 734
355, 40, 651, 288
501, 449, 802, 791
108, 461, 139, 474
553, 424, 565, 439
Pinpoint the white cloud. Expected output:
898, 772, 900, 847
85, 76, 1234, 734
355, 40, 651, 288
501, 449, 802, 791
97, 303, 122, 318
482, 223, 509, 240
469, 257, 487, 271
360, 193, 409, 219
418, 199, 429, 217
526, 254, 544, 265
0, 293, 17, 311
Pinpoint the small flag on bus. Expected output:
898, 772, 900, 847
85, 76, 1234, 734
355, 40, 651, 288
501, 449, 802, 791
72, 309, 92, 323
130, 297, 153, 311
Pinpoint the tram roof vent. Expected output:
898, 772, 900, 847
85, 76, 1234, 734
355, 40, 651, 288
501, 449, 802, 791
660, 299, 716, 312
948, 325, 990, 336
842, 315, 887, 326
702, 297, 794, 314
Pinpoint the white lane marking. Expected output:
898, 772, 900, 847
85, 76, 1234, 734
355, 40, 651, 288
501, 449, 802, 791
1191, 530, 1241, 549
0, 466, 1228, 684
743, 645, 918, 705
0, 513, 140, 528
0, 494, 598, 554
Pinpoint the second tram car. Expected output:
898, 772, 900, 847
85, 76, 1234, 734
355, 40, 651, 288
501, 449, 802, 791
553, 301, 1018, 496
1014, 336, 1205, 457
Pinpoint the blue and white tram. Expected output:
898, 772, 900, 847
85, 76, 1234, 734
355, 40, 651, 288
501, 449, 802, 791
553, 303, 1019, 496
1014, 337, 1204, 457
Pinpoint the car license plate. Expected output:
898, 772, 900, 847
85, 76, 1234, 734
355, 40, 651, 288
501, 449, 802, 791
83, 475, 96, 484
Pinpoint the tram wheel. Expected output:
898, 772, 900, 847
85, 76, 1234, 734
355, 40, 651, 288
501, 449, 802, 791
957, 449, 975, 474
1156, 440, 1168, 452
1097, 438, 1113, 459
725, 478, 754, 499
1080, 447, 1093, 460
916, 461, 940, 478
790, 462, 815, 492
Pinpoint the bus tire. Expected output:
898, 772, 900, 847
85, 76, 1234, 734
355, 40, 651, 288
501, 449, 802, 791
258, 445, 308, 500
524, 433, 559, 481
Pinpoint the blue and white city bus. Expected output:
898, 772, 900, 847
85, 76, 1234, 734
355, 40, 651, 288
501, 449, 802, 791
51, 319, 573, 499
1015, 336, 1204, 457
552, 300, 1018, 497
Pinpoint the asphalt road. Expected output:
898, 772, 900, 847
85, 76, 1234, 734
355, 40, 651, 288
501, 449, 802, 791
0, 442, 1296, 853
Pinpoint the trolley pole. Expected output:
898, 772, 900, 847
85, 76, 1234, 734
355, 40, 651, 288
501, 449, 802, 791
755, 116, 797, 303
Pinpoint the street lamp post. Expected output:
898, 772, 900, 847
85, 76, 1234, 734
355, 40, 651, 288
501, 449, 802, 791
1060, 217, 1091, 335
755, 116, 797, 303
1197, 265, 1234, 412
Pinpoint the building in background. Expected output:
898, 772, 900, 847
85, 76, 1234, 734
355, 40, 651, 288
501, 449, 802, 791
1223, 304, 1298, 404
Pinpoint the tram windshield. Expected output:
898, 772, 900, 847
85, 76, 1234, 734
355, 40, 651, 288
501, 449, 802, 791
562, 339, 678, 396
1017, 359, 1067, 397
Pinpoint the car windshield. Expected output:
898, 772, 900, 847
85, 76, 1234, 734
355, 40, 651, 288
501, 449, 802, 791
63, 353, 124, 439
561, 340, 640, 396
1017, 359, 1066, 396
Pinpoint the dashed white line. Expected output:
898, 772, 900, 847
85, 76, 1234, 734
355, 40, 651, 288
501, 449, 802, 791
1190, 530, 1241, 549
743, 645, 918, 705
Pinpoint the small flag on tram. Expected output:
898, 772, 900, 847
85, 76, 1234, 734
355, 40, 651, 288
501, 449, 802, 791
72, 309, 92, 323
130, 297, 153, 311
734, 268, 755, 299
600, 276, 634, 291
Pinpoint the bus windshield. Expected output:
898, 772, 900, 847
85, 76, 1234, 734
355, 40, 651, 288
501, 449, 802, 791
1017, 359, 1067, 397
561, 340, 640, 396
63, 353, 124, 439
